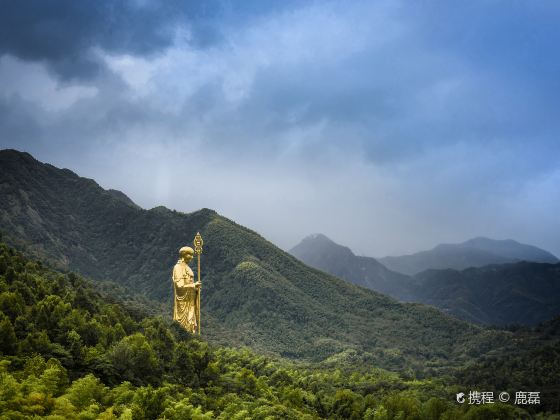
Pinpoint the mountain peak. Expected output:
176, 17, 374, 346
292, 233, 355, 258
0, 149, 41, 169
380, 236, 558, 275
461, 237, 558, 262
0, 148, 35, 160
464, 237, 518, 247
1, 150, 491, 365
290, 234, 414, 300
302, 233, 336, 244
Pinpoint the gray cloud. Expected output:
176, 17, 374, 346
0, 1, 187, 79
0, 0, 304, 80
1, 0, 559, 257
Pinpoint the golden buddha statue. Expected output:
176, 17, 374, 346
172, 246, 201, 333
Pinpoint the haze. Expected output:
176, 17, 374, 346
1, 1, 559, 257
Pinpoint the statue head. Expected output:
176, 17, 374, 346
179, 246, 194, 263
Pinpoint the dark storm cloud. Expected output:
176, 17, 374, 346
0, 1, 178, 78
0, 0, 302, 80
1, 0, 559, 257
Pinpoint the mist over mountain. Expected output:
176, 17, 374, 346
290, 233, 415, 301
3, 1, 560, 415
292, 233, 560, 326
2, 238, 559, 416
378, 237, 558, 276
414, 262, 560, 326
0, 149, 502, 370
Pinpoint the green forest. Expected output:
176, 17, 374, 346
1, 242, 558, 419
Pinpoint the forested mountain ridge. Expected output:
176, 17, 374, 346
456, 314, 560, 415
293, 233, 560, 327
413, 262, 560, 326
0, 149, 505, 371
3, 241, 553, 418
2, 150, 560, 415
379, 237, 558, 276
290, 234, 415, 301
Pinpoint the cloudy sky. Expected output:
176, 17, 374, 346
1, 0, 559, 257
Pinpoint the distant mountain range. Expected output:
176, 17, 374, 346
291, 234, 560, 326
290, 234, 414, 301
0, 149, 503, 371
378, 237, 558, 275
414, 262, 560, 326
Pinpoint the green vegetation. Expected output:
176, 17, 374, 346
456, 318, 560, 414
2, 150, 560, 417
2, 242, 553, 419
291, 233, 560, 327
413, 262, 560, 326
0, 150, 510, 371
289, 233, 414, 301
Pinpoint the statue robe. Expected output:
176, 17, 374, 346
172, 259, 198, 333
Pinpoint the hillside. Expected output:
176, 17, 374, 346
292, 234, 560, 326
454, 314, 560, 415
290, 234, 415, 301
379, 237, 558, 275
3, 241, 552, 418
0, 149, 506, 371
414, 262, 560, 326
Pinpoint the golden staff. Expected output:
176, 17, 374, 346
193, 232, 203, 335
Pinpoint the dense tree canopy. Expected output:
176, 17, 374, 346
1, 242, 559, 418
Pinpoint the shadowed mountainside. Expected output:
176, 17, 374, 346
2, 241, 557, 417
0, 149, 508, 371
414, 262, 560, 326
290, 233, 415, 301
291, 233, 560, 326
378, 237, 558, 276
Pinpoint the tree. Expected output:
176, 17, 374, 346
131, 386, 167, 420
34, 295, 71, 336
380, 394, 422, 420
0, 315, 17, 355
0, 255, 7, 275
10, 280, 35, 305
64, 374, 107, 412
0, 291, 24, 321
142, 317, 176, 368
423, 397, 449, 420
20, 330, 54, 356
235, 368, 258, 395
160, 398, 214, 420
173, 342, 197, 386
331, 389, 363, 420
108, 333, 160, 385
5, 267, 16, 283
40, 358, 69, 396
67, 330, 83, 365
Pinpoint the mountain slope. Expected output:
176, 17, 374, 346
290, 233, 415, 301
463, 237, 559, 263
455, 315, 560, 414
292, 233, 560, 326
0, 149, 504, 370
1, 241, 546, 418
379, 237, 558, 275
414, 262, 560, 326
